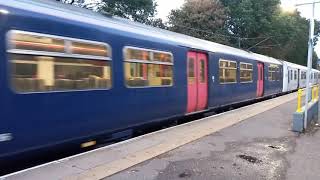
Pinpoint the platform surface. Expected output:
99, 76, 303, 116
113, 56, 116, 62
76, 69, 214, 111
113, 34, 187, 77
3, 92, 319, 180
106, 97, 320, 180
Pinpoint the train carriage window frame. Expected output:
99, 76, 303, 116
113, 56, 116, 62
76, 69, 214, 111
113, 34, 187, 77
219, 59, 237, 84
268, 64, 280, 81
123, 46, 174, 88
301, 71, 305, 80
7, 30, 113, 93
239, 62, 253, 83
188, 57, 196, 83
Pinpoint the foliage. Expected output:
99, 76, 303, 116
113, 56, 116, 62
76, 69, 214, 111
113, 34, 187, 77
98, 0, 157, 24
168, 0, 228, 44
168, 0, 319, 68
146, 18, 168, 29
221, 0, 280, 42
57, 0, 320, 68
55, 0, 84, 5
265, 11, 312, 66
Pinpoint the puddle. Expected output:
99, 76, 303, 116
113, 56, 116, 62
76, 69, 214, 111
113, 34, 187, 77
178, 170, 192, 178
268, 145, 281, 149
237, 154, 262, 164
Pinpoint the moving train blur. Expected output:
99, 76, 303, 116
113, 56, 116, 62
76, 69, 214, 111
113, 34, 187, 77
0, 0, 319, 163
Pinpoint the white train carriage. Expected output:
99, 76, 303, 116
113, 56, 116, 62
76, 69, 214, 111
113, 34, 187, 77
317, 70, 320, 84
297, 64, 307, 88
311, 69, 320, 85
282, 61, 300, 92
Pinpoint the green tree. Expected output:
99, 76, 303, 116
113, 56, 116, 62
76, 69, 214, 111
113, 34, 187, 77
146, 18, 168, 29
56, 0, 84, 5
220, 0, 280, 48
220, 0, 319, 67
168, 0, 228, 44
256, 10, 320, 68
98, 0, 157, 24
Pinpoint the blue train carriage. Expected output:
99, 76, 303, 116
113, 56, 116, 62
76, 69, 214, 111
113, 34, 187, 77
205, 49, 283, 109
0, 0, 289, 162
205, 48, 259, 108
251, 53, 283, 96
0, 0, 189, 160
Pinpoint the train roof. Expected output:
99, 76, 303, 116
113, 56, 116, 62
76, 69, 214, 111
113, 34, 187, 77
0, 0, 306, 66
283, 61, 304, 69
251, 53, 282, 65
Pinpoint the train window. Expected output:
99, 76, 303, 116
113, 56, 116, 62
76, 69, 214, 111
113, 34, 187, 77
124, 47, 173, 87
294, 71, 297, 80
10, 54, 111, 92
71, 41, 109, 57
301, 72, 305, 80
200, 60, 205, 83
8, 30, 111, 59
188, 57, 195, 83
8, 30, 112, 93
10, 32, 65, 53
240, 63, 253, 83
290, 70, 293, 80
154, 52, 173, 63
268, 64, 279, 81
219, 59, 237, 84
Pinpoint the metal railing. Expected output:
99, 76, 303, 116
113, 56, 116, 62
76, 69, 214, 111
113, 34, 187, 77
297, 85, 319, 112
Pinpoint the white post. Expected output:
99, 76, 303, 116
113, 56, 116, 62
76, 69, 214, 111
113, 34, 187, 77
304, 1, 315, 130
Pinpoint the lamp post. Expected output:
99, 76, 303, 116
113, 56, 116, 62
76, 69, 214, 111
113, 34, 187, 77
295, 1, 320, 130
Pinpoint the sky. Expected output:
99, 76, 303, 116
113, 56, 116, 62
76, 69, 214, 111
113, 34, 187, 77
155, 0, 320, 56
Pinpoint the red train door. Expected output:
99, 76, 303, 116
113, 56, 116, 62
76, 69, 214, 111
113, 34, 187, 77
257, 63, 264, 97
197, 53, 208, 111
187, 52, 208, 113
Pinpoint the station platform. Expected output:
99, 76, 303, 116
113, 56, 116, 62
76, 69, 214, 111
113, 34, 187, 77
2, 92, 320, 180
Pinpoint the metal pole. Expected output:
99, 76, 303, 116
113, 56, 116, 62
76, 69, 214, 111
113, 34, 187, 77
304, 1, 315, 130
